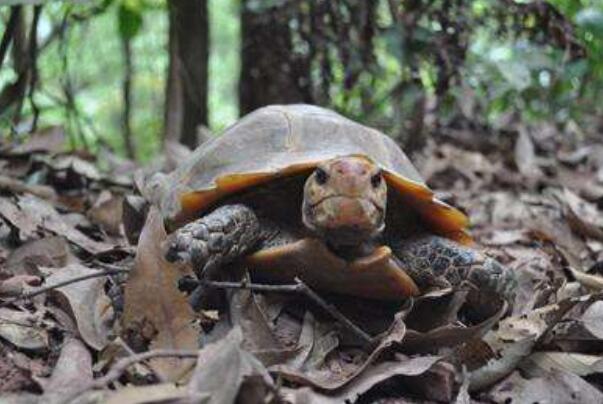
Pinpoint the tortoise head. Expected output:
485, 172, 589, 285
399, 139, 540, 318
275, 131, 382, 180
302, 156, 387, 246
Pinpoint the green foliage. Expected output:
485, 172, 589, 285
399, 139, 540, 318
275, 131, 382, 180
1, 0, 602, 160
118, 2, 143, 40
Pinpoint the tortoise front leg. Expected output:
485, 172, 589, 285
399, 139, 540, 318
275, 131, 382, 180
392, 236, 517, 318
165, 204, 261, 278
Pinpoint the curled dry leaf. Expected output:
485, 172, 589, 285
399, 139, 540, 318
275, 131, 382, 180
121, 206, 198, 382
487, 369, 603, 404
37, 338, 93, 401
45, 263, 113, 351
460, 295, 590, 391
558, 188, 603, 243
521, 351, 603, 377
0, 275, 42, 297
270, 310, 407, 390
0, 175, 56, 201
6, 126, 66, 156
515, 127, 542, 178
0, 197, 39, 241
580, 300, 603, 338
187, 327, 272, 404
87, 191, 124, 237
104, 383, 196, 404
0, 307, 48, 350
401, 300, 507, 354
565, 266, 603, 292
5, 236, 75, 276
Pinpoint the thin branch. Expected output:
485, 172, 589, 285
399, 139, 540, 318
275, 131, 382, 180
0, 6, 21, 70
67, 349, 199, 402
204, 277, 374, 344
0, 268, 128, 308
27, 5, 42, 131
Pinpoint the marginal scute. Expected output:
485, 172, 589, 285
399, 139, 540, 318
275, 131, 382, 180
246, 238, 420, 299
158, 104, 471, 242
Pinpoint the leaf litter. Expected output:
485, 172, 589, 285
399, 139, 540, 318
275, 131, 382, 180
0, 125, 603, 403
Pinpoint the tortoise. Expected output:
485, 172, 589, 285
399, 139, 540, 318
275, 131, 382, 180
154, 104, 516, 315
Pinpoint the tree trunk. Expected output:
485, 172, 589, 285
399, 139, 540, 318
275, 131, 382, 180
239, 1, 312, 115
164, 0, 209, 149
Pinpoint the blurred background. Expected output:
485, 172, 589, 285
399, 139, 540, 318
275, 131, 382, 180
0, 0, 602, 162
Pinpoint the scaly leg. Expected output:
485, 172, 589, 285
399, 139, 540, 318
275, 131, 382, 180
165, 204, 261, 279
392, 235, 517, 318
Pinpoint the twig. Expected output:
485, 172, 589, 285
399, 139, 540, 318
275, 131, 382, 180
204, 277, 374, 344
67, 349, 199, 402
0, 268, 128, 308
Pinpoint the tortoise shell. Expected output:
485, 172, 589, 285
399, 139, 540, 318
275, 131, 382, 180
152, 104, 471, 244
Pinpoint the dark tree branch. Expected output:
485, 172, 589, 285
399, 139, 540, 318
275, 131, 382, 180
0, 6, 21, 70
121, 34, 135, 159
27, 5, 42, 132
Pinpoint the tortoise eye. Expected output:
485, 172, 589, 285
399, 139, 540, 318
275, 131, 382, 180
315, 168, 328, 185
371, 172, 382, 188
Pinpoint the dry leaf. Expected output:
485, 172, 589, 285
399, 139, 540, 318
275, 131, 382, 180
187, 327, 272, 404
270, 310, 407, 390
0, 307, 48, 350
580, 301, 603, 338
46, 263, 113, 350
87, 191, 124, 236
515, 128, 541, 178
521, 352, 603, 377
105, 383, 197, 404
38, 338, 93, 399
565, 267, 603, 292
8, 126, 66, 155
121, 206, 198, 382
487, 370, 603, 404
5, 236, 75, 276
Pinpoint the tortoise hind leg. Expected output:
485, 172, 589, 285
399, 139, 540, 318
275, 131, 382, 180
392, 235, 517, 318
165, 204, 261, 279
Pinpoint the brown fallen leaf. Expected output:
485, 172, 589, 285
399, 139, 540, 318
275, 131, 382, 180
401, 300, 507, 354
521, 352, 603, 377
0, 275, 42, 297
87, 191, 124, 236
560, 188, 603, 242
187, 327, 272, 404
5, 126, 66, 156
45, 263, 114, 351
565, 266, 603, 292
6, 194, 115, 254
37, 338, 93, 396
0, 197, 39, 241
5, 236, 75, 276
270, 310, 407, 390
580, 300, 603, 338
121, 206, 198, 382
104, 383, 197, 404
487, 369, 603, 404
515, 127, 542, 179
0, 175, 56, 201
0, 307, 48, 350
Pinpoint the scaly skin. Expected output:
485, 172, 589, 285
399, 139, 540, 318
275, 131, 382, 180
392, 235, 517, 317
165, 204, 261, 279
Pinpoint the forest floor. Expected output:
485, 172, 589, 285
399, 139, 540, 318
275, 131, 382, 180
1, 124, 603, 403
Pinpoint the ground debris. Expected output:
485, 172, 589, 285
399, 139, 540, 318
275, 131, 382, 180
1, 126, 603, 403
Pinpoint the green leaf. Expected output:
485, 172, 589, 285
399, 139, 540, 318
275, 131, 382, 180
118, 3, 143, 40
576, 8, 603, 37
